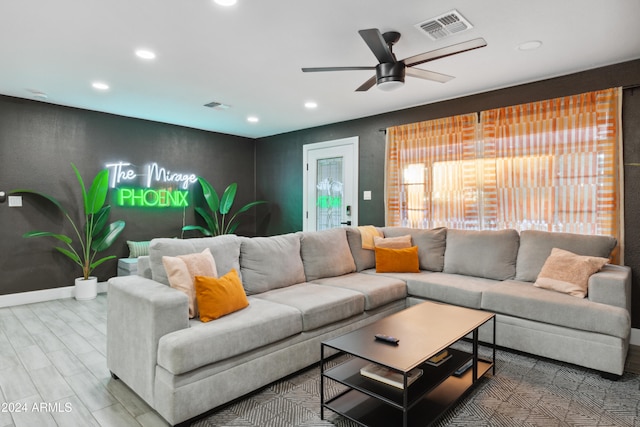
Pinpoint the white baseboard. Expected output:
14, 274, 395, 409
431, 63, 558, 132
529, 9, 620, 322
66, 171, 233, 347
0, 282, 108, 308
631, 328, 640, 346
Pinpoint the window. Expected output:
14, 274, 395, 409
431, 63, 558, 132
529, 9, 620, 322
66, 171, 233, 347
385, 88, 623, 261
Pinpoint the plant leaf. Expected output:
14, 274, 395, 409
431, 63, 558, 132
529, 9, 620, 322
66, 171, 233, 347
198, 177, 219, 213
91, 220, 125, 251
235, 200, 267, 214
195, 206, 218, 235
90, 255, 117, 270
85, 168, 109, 215
91, 206, 111, 237
226, 222, 240, 234
23, 231, 73, 244
181, 225, 213, 236
219, 183, 237, 215
10, 189, 70, 217
55, 246, 81, 264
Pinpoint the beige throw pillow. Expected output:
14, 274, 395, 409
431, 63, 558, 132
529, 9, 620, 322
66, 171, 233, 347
534, 248, 608, 298
162, 248, 218, 318
374, 235, 412, 249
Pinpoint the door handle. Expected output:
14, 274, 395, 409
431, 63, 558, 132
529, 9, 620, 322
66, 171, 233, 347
340, 221, 352, 226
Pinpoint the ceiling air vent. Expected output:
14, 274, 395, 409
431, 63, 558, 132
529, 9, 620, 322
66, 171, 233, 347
203, 101, 231, 110
415, 9, 473, 41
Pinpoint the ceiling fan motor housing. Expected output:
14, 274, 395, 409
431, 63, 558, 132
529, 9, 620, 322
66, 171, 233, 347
376, 62, 405, 85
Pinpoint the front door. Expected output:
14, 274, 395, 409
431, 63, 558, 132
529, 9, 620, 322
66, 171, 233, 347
303, 137, 359, 231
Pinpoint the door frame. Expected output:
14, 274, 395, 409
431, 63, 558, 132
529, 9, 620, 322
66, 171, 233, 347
303, 137, 359, 231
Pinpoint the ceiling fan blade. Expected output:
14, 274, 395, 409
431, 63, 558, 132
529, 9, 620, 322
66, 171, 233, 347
302, 66, 375, 72
406, 67, 454, 83
403, 38, 487, 68
355, 75, 377, 92
358, 29, 396, 64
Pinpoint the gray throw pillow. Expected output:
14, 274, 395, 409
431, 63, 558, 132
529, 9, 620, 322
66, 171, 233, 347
149, 235, 241, 286
383, 227, 447, 271
443, 229, 519, 280
300, 228, 356, 281
515, 230, 617, 282
240, 233, 306, 295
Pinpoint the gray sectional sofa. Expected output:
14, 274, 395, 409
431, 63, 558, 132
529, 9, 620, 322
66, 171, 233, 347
107, 227, 631, 426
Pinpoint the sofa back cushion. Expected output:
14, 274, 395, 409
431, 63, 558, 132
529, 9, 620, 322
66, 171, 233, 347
300, 228, 356, 281
383, 227, 447, 272
346, 228, 377, 271
444, 229, 519, 280
515, 230, 617, 282
149, 235, 241, 286
240, 233, 306, 295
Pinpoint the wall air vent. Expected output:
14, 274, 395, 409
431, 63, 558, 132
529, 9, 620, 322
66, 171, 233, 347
415, 9, 473, 41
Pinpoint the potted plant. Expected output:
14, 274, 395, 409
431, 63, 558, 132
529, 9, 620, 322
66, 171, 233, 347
182, 177, 266, 236
12, 163, 125, 300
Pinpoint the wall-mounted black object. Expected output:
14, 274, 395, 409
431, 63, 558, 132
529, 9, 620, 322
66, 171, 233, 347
0, 191, 6, 203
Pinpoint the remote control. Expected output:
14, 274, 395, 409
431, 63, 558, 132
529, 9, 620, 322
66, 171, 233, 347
374, 333, 399, 344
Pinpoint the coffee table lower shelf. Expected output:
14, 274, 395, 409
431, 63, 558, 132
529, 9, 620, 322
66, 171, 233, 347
323, 360, 492, 427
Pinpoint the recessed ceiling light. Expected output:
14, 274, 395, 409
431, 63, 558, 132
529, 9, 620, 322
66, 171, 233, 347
214, 0, 237, 6
304, 101, 318, 109
92, 81, 110, 91
135, 49, 156, 60
247, 116, 259, 123
517, 40, 543, 51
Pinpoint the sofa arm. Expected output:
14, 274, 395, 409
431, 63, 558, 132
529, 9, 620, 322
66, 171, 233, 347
107, 275, 189, 405
588, 264, 631, 311
137, 255, 152, 279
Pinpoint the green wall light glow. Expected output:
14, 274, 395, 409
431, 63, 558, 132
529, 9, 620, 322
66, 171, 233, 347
116, 187, 189, 208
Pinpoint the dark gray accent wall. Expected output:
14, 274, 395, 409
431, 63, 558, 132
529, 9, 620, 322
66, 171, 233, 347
256, 59, 640, 327
0, 96, 255, 294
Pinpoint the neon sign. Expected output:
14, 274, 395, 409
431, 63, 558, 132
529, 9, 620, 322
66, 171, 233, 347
105, 161, 197, 208
105, 162, 197, 190
116, 187, 189, 208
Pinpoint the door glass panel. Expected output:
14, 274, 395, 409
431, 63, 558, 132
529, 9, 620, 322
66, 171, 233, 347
316, 157, 343, 230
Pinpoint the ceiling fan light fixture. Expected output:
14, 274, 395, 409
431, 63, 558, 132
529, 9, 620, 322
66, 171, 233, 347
376, 62, 405, 91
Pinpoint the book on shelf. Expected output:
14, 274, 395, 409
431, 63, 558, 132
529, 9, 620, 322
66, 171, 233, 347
453, 359, 473, 377
360, 363, 423, 389
425, 349, 452, 367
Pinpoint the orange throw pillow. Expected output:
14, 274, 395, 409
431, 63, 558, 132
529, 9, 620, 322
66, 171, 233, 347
375, 246, 420, 273
194, 269, 249, 322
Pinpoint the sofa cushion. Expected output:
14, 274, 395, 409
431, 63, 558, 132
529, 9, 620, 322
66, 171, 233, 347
157, 298, 303, 375
346, 227, 376, 272
149, 235, 241, 286
534, 248, 609, 298
162, 248, 218, 318
299, 228, 356, 281
403, 272, 498, 309
481, 280, 630, 338
373, 235, 412, 249
253, 283, 365, 331
195, 269, 249, 322
444, 229, 519, 280
240, 233, 306, 295
374, 246, 420, 273
311, 273, 407, 310
383, 227, 447, 272
515, 230, 617, 282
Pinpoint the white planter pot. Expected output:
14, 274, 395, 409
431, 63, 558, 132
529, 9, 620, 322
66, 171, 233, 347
75, 277, 98, 300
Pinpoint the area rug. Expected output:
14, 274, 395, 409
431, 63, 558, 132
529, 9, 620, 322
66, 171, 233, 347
193, 345, 640, 427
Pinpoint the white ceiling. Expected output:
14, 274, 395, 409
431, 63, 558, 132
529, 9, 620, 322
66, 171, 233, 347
1, 0, 639, 139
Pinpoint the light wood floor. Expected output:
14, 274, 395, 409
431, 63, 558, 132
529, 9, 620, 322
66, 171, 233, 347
0, 294, 638, 427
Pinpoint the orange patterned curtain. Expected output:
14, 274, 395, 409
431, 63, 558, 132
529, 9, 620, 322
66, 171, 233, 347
481, 88, 623, 261
385, 88, 623, 261
385, 113, 479, 228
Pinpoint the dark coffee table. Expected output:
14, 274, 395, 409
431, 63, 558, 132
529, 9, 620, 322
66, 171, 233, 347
320, 301, 495, 427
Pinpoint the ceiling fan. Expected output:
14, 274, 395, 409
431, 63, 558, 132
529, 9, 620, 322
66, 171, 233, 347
302, 29, 487, 92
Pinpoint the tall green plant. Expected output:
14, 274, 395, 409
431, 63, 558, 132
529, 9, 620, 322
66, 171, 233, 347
182, 177, 266, 236
12, 163, 126, 280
